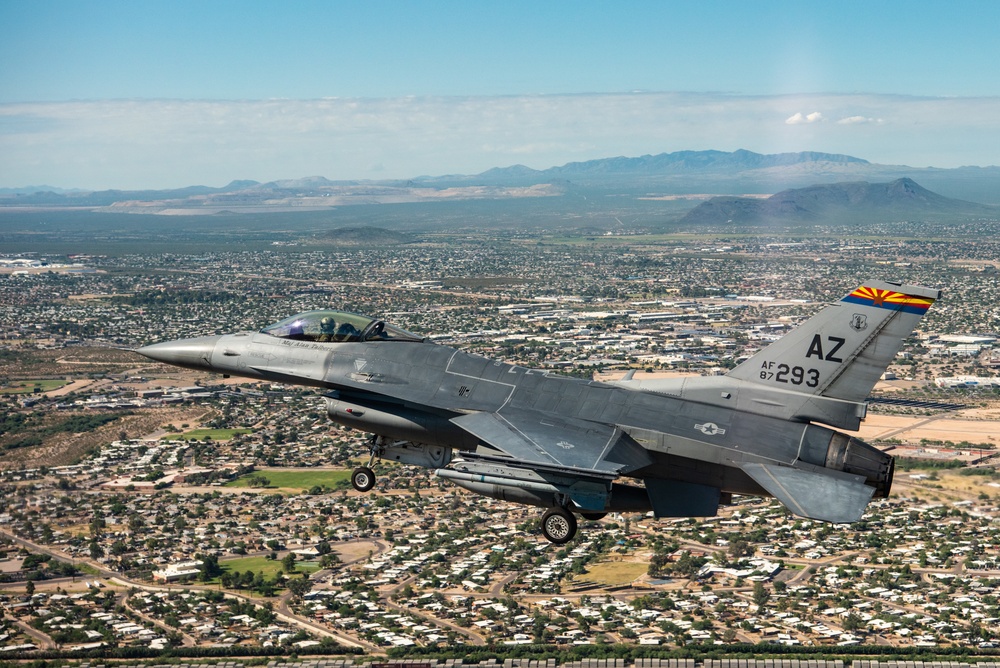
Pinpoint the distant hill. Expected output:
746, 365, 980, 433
0, 185, 86, 196
479, 149, 869, 180
419, 149, 873, 190
0, 179, 259, 207
4, 149, 1000, 211
678, 178, 999, 226
420, 150, 1000, 203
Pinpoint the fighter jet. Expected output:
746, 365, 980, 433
137, 280, 939, 543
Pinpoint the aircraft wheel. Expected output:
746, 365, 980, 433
351, 467, 376, 492
581, 512, 607, 521
541, 507, 577, 544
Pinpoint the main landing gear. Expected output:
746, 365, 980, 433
351, 436, 382, 492
539, 508, 608, 544
350, 434, 602, 545
541, 507, 577, 545
351, 466, 376, 492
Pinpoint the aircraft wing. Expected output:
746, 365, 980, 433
451, 409, 652, 475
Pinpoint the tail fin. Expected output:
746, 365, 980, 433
728, 280, 940, 403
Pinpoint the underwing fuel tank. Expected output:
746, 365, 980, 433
436, 460, 653, 514
325, 397, 478, 450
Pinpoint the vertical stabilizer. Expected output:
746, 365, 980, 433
728, 280, 940, 403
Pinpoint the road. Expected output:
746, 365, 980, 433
122, 591, 198, 647
9, 617, 55, 650
383, 575, 487, 646
0, 528, 382, 654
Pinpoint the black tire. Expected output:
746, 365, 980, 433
351, 466, 376, 492
541, 507, 577, 544
581, 512, 607, 521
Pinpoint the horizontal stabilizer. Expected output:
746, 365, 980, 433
451, 409, 652, 474
741, 462, 874, 523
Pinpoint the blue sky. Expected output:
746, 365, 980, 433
2, 0, 999, 189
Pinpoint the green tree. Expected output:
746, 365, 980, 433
286, 575, 313, 600
281, 552, 297, 573
199, 553, 223, 581
752, 580, 770, 609
728, 538, 752, 559
319, 551, 341, 569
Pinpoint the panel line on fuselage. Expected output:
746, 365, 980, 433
442, 350, 518, 408
794, 423, 810, 463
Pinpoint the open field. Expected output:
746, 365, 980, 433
848, 412, 1000, 448
216, 555, 320, 581
573, 559, 649, 587
896, 469, 1000, 503
0, 379, 70, 394
226, 467, 352, 492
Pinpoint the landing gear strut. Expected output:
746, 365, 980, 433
351, 435, 384, 492
541, 507, 578, 544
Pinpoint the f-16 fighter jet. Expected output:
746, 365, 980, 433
137, 280, 939, 543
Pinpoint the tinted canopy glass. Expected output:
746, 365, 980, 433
260, 310, 423, 343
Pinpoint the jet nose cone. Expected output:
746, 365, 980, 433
135, 335, 223, 371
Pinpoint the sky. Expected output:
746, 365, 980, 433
2, 0, 1000, 190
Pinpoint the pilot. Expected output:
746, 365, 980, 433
318, 316, 337, 342
334, 321, 360, 342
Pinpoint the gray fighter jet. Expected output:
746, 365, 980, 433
137, 280, 939, 543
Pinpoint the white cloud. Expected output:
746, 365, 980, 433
837, 115, 884, 125
785, 111, 824, 125
1, 93, 999, 188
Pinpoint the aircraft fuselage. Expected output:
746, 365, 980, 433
142, 329, 889, 508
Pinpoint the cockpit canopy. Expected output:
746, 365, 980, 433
260, 310, 424, 343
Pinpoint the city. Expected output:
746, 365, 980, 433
5, 1, 1000, 666
1, 227, 999, 662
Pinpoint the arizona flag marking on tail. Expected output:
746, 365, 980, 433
728, 279, 941, 407
841, 285, 935, 314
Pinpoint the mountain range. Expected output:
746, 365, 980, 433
3, 149, 1000, 212
416, 149, 1000, 203
449, 149, 871, 183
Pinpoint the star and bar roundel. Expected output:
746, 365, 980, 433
841, 285, 936, 315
